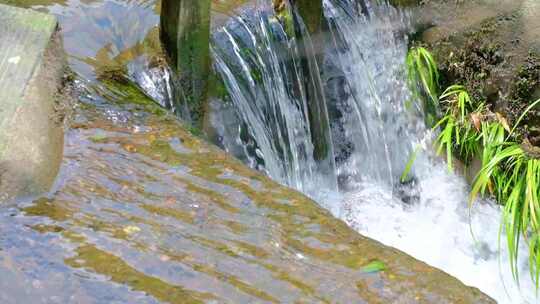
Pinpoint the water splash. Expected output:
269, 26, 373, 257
322, 1, 537, 303
210, 0, 537, 302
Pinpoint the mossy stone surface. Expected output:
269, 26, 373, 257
8, 87, 493, 303
160, 0, 211, 128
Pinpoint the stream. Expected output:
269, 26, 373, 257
0, 0, 537, 303
210, 1, 537, 303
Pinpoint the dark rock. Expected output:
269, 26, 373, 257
160, 0, 212, 128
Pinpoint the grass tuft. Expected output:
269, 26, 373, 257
434, 85, 483, 171
406, 46, 540, 290
406, 46, 440, 126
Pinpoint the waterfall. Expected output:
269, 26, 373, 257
208, 0, 537, 302
322, 0, 423, 189
209, 0, 423, 196
117, 0, 538, 301
210, 1, 337, 199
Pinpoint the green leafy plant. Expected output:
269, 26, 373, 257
469, 99, 540, 288
361, 260, 386, 273
434, 85, 483, 171
470, 142, 540, 286
401, 145, 419, 183
406, 46, 440, 126
406, 46, 540, 289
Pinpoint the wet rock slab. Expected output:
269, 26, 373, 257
0, 4, 65, 202
0, 86, 494, 303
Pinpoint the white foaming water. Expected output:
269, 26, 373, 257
322, 1, 537, 302
334, 156, 536, 303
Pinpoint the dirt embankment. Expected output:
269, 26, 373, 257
409, 0, 540, 145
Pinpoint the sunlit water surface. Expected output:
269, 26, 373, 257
1, 0, 537, 303
209, 0, 538, 303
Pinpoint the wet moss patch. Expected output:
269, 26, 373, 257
65, 244, 215, 304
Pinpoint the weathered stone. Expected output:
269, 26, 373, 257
0, 4, 66, 202
0, 78, 494, 302
160, 0, 211, 127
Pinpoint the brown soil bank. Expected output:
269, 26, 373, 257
410, 0, 540, 144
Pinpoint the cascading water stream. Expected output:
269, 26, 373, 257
210, 1, 337, 200
323, 0, 422, 189
208, 0, 538, 302
0, 0, 510, 302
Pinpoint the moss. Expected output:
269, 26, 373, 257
141, 204, 196, 224
97, 71, 169, 117
387, 0, 421, 7
160, 0, 211, 129
31, 224, 65, 234
208, 70, 230, 101
0, 0, 67, 8
507, 54, 540, 144
65, 244, 214, 304
192, 263, 279, 303
184, 180, 240, 213
3, 4, 57, 32
291, 0, 323, 34
430, 36, 504, 107
229, 240, 269, 258
71, 121, 374, 272
29, 97, 493, 302
89, 133, 107, 143
22, 197, 74, 221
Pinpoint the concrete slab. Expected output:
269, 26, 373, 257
0, 4, 65, 202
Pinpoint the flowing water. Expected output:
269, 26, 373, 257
0, 0, 535, 302
210, 1, 337, 199
4, 1, 476, 302
209, 0, 538, 303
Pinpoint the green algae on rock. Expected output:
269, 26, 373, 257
160, 0, 212, 128
6, 72, 495, 302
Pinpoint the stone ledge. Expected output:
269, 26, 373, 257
0, 4, 66, 202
